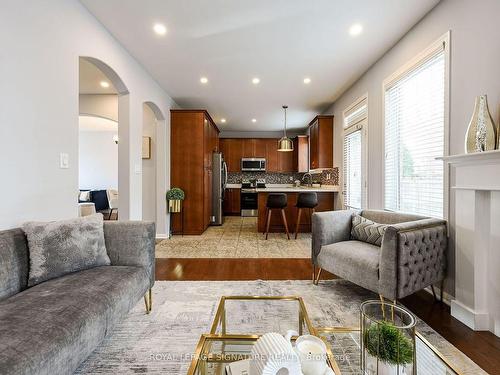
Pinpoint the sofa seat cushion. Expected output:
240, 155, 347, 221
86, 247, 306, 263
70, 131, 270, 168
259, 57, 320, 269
317, 240, 380, 293
0, 266, 149, 375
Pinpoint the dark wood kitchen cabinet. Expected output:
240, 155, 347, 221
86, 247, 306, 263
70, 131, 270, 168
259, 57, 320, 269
293, 135, 309, 173
219, 138, 243, 172
220, 138, 298, 173
309, 115, 333, 170
265, 138, 279, 172
223, 188, 241, 215
171, 110, 219, 235
277, 146, 294, 172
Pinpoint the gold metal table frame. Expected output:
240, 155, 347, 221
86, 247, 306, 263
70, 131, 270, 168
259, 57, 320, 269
187, 296, 461, 375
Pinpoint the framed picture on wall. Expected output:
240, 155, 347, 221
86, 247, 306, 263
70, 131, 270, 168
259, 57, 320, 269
142, 136, 151, 159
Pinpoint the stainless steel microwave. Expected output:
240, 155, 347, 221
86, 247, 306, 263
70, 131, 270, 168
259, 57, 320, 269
241, 158, 266, 172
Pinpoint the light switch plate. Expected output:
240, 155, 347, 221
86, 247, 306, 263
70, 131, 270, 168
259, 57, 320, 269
59, 153, 69, 169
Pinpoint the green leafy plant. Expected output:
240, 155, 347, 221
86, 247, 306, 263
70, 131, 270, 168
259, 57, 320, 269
364, 321, 414, 365
166, 187, 185, 200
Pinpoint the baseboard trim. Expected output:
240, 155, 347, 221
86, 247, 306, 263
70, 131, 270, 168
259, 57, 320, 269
450, 299, 490, 331
156, 233, 170, 240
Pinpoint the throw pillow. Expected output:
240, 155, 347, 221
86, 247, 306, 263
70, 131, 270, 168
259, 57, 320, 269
79, 190, 91, 202
351, 215, 388, 246
23, 214, 110, 286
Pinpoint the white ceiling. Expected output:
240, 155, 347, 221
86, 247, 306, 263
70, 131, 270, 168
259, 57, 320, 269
79, 58, 117, 94
80, 0, 439, 131
79, 115, 118, 132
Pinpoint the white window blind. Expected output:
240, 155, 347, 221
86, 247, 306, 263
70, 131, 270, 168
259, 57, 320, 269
343, 97, 367, 209
384, 47, 445, 218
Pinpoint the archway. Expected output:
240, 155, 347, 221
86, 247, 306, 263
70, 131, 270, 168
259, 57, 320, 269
142, 101, 167, 235
78, 56, 130, 220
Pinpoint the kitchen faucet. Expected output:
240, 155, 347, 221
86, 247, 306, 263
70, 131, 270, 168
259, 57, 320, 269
301, 172, 313, 187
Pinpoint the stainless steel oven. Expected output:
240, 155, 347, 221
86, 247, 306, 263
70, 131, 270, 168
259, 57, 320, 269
240, 189, 258, 217
241, 158, 266, 172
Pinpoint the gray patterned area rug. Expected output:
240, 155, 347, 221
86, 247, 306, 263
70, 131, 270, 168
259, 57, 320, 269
75, 280, 485, 374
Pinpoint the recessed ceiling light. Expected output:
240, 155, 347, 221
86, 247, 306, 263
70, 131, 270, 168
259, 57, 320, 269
252, 77, 260, 85
349, 23, 363, 36
100, 81, 110, 88
303, 77, 311, 84
153, 23, 167, 35
220, 118, 226, 123
251, 118, 257, 123
200, 77, 208, 84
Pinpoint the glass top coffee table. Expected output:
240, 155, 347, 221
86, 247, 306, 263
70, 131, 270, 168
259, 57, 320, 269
316, 327, 462, 375
187, 296, 341, 375
187, 296, 461, 375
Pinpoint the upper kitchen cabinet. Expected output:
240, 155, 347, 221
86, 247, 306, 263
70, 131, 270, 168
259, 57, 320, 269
242, 139, 266, 158
171, 110, 219, 235
309, 115, 333, 170
219, 138, 243, 172
277, 146, 294, 172
265, 138, 279, 172
293, 135, 309, 173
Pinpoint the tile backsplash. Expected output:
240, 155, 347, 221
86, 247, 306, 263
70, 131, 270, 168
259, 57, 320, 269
227, 167, 338, 185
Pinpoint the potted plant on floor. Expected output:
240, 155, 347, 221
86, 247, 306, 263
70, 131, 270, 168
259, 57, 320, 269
166, 187, 185, 213
361, 300, 416, 374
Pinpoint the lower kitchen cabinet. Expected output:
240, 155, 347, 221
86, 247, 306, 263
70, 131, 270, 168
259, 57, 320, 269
223, 188, 241, 215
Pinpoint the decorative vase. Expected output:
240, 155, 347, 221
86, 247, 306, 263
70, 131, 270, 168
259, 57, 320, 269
168, 199, 182, 213
360, 300, 416, 375
465, 95, 497, 153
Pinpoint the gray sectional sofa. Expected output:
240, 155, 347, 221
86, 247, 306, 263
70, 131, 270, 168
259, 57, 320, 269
0, 221, 155, 375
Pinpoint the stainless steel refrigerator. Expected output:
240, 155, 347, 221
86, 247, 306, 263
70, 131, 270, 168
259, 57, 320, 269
212, 152, 227, 225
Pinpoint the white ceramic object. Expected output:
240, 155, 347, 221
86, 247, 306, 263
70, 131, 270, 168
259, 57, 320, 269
250, 332, 302, 375
294, 335, 328, 375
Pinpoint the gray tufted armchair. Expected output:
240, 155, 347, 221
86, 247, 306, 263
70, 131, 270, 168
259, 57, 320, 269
311, 209, 447, 301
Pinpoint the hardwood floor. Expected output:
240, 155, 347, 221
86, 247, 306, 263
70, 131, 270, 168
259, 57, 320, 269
156, 257, 500, 374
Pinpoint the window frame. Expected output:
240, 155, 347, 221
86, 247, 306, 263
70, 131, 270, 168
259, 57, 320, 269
381, 32, 450, 219
342, 94, 368, 210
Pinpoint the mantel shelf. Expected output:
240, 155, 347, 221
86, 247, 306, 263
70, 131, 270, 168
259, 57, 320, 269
438, 149, 500, 164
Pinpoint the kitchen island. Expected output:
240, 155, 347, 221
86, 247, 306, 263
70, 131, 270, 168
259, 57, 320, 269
255, 185, 339, 233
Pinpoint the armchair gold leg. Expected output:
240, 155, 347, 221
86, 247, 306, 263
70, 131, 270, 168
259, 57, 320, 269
144, 288, 152, 314
313, 268, 322, 285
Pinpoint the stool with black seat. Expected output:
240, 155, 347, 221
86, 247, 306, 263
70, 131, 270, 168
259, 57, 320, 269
294, 192, 318, 239
264, 193, 290, 240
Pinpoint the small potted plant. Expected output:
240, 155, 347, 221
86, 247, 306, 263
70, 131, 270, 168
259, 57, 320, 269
361, 300, 416, 374
166, 187, 185, 213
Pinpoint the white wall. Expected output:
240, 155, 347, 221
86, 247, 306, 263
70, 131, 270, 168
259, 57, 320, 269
0, 0, 178, 235
79, 94, 118, 121
142, 104, 156, 222
324, 0, 500, 295
79, 131, 118, 190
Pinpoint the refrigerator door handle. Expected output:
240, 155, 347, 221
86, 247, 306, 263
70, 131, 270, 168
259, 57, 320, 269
223, 161, 228, 189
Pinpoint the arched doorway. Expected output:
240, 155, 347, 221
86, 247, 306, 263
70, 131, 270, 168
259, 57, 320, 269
142, 101, 167, 235
78, 56, 130, 220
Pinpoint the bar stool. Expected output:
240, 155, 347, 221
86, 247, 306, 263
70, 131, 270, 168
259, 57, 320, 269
265, 193, 290, 240
294, 192, 318, 239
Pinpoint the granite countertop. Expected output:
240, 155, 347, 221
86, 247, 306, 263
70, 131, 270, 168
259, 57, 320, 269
226, 183, 339, 192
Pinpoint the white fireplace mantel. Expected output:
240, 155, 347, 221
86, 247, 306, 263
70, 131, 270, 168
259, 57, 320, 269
441, 150, 500, 337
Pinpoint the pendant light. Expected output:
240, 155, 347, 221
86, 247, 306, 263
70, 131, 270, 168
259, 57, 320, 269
278, 105, 294, 152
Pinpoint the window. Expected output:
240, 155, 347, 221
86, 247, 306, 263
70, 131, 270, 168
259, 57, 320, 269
384, 39, 447, 218
343, 96, 367, 210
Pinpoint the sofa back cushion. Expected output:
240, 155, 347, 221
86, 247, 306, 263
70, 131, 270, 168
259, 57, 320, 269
351, 215, 388, 246
22, 214, 111, 287
0, 229, 29, 301
361, 209, 426, 224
